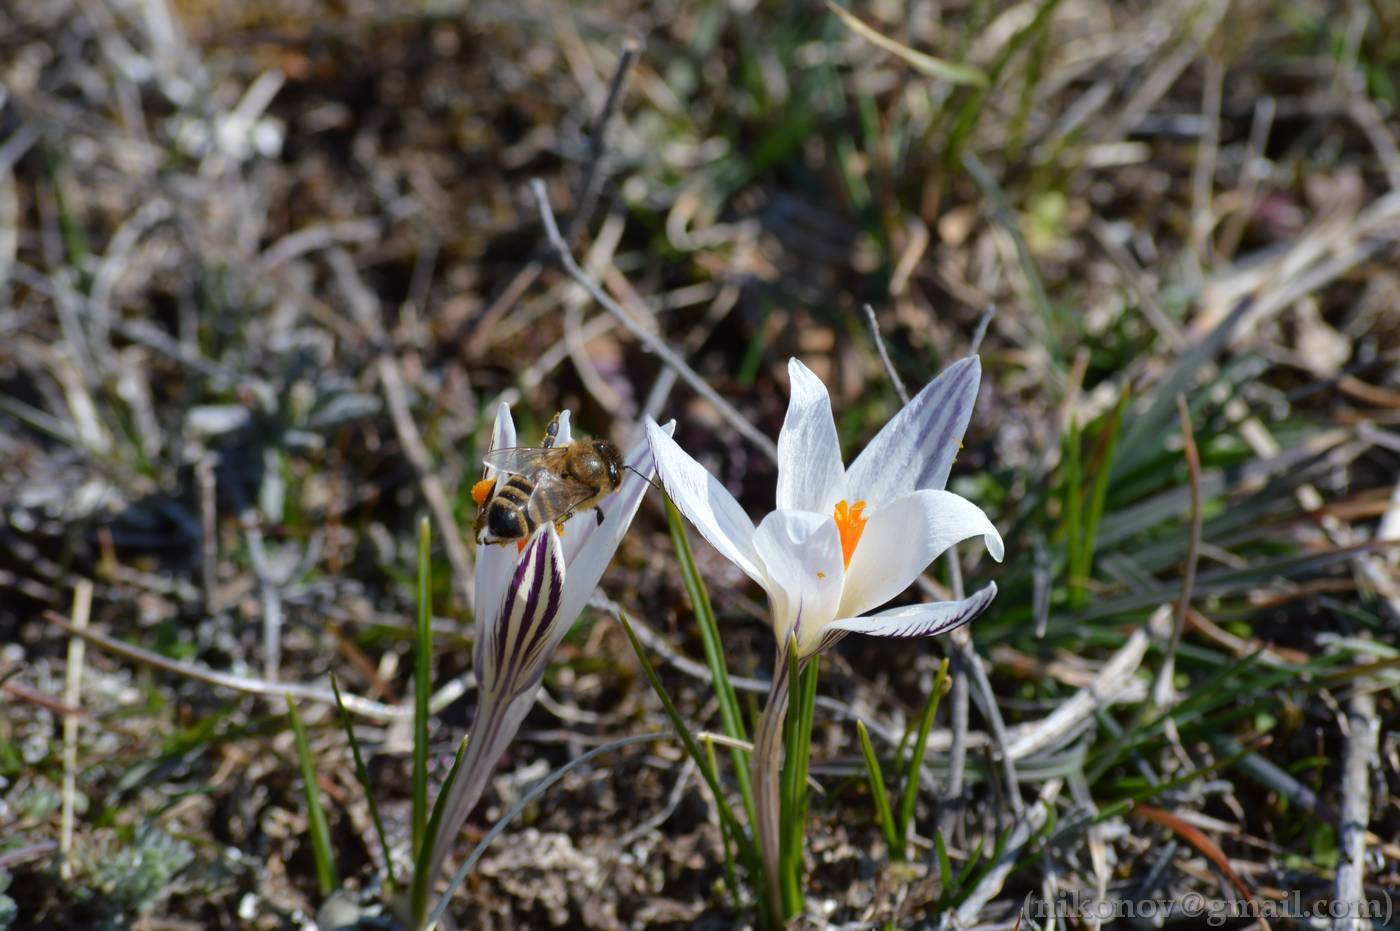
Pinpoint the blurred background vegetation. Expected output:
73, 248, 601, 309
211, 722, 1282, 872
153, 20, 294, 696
1, 0, 1397, 927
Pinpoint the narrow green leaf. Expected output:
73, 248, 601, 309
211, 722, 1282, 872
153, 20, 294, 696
780, 651, 820, 918
286, 695, 340, 896
1115, 295, 1253, 479
705, 734, 743, 911
1080, 388, 1130, 585
856, 721, 900, 857
934, 829, 953, 895
412, 518, 432, 859
412, 732, 470, 924
1065, 414, 1084, 607
330, 675, 397, 888
896, 657, 949, 848
960, 151, 1061, 362
955, 833, 987, 890
426, 732, 669, 931
778, 640, 805, 916
614, 609, 761, 887
947, 0, 1064, 168
665, 502, 757, 832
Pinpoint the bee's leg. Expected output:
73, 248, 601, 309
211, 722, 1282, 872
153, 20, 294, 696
470, 479, 495, 544
595, 509, 605, 526
471, 477, 497, 507
542, 412, 562, 448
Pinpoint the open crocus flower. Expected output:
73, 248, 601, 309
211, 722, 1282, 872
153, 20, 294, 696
645, 356, 1004, 662
646, 356, 1002, 921
421, 403, 671, 904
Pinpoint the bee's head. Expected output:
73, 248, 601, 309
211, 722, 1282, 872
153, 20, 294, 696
597, 441, 623, 491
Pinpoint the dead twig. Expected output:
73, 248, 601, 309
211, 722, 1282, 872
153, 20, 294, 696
466, 37, 641, 356
1334, 686, 1379, 931
1006, 606, 1161, 759
1152, 394, 1202, 711
531, 179, 778, 462
59, 580, 92, 880
44, 610, 411, 721
329, 247, 476, 608
944, 779, 1063, 929
861, 304, 910, 405
567, 36, 641, 245
241, 506, 284, 684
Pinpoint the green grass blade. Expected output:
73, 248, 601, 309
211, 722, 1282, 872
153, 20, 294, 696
412, 517, 432, 860
1065, 414, 1084, 607
933, 829, 953, 897
896, 657, 949, 849
330, 675, 397, 888
780, 653, 820, 917
946, 0, 1063, 167
285, 695, 340, 896
614, 609, 761, 884
955, 832, 988, 891
778, 642, 805, 916
425, 731, 669, 931
961, 149, 1062, 362
1114, 295, 1253, 479
1080, 388, 1130, 585
412, 732, 470, 925
705, 734, 743, 911
665, 501, 758, 831
856, 720, 900, 858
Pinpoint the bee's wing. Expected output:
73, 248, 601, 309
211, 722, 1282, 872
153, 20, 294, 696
527, 469, 603, 518
482, 446, 568, 476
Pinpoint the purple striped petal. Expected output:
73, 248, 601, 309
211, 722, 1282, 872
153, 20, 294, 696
821, 583, 997, 653
845, 355, 981, 502
477, 526, 566, 699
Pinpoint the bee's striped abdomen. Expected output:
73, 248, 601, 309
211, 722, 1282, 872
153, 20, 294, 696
487, 475, 536, 540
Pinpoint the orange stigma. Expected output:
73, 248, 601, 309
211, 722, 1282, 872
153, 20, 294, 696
516, 539, 527, 553
471, 477, 496, 506
833, 499, 868, 569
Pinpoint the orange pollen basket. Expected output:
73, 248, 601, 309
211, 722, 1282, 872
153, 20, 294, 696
833, 499, 868, 569
471, 477, 496, 506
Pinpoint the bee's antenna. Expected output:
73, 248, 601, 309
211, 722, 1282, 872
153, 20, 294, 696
624, 464, 666, 496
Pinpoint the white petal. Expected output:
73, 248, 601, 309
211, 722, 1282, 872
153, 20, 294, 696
475, 525, 566, 699
837, 489, 1004, 619
825, 583, 997, 644
845, 355, 982, 502
776, 359, 845, 513
474, 402, 518, 631
557, 422, 674, 627
422, 680, 541, 889
646, 419, 764, 585
752, 510, 844, 654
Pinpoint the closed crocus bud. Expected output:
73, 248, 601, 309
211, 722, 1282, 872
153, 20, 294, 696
419, 404, 672, 911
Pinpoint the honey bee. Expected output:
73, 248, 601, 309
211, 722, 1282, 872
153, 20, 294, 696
471, 414, 624, 546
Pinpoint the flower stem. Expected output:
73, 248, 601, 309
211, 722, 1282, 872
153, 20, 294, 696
751, 655, 791, 928
780, 652, 819, 916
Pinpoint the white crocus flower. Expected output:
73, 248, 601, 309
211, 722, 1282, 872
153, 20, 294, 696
645, 355, 1003, 661
646, 356, 1002, 919
422, 403, 671, 901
